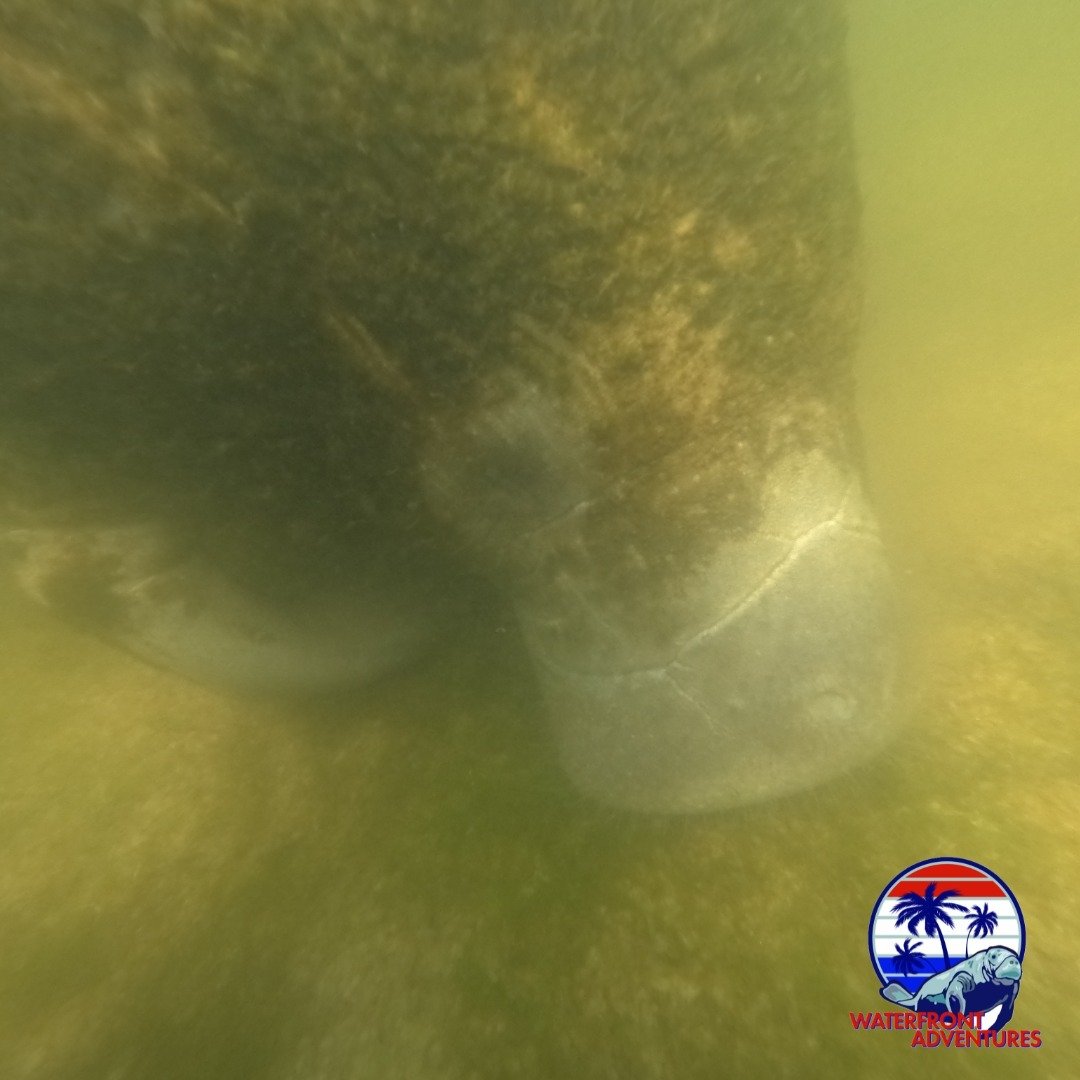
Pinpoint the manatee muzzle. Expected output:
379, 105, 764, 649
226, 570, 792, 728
516, 452, 897, 812
992, 953, 1022, 983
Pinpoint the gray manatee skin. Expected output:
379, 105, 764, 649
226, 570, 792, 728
0, 0, 894, 810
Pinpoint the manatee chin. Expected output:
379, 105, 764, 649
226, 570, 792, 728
516, 452, 897, 813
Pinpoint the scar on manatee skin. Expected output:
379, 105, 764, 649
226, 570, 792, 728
322, 306, 421, 406
530, 475, 880, 683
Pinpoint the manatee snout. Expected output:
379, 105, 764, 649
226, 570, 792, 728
426, 403, 897, 813
510, 451, 896, 812
992, 952, 1022, 983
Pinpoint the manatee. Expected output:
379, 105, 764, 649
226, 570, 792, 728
880, 947, 1022, 1031
0, 0, 895, 811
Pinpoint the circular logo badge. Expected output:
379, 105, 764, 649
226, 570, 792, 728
868, 857, 1025, 1022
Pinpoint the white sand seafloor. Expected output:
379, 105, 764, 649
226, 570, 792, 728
2, 3, 1079, 1078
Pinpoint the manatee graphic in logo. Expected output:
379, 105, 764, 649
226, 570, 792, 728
867, 857, 1026, 1033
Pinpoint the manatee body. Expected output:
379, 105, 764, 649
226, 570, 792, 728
881, 948, 1022, 1031
0, 0, 895, 811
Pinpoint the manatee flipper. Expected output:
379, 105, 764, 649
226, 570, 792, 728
944, 974, 969, 1015
880, 983, 916, 1007
4, 524, 446, 693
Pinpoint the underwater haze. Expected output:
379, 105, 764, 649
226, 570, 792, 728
1, 2, 1078, 1077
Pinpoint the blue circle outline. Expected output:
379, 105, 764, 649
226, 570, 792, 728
867, 856, 1026, 987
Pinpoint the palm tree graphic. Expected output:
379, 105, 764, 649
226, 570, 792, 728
892, 938, 927, 977
964, 902, 999, 957
891, 882, 968, 968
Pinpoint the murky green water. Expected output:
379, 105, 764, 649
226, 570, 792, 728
1, 3, 1078, 1078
